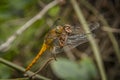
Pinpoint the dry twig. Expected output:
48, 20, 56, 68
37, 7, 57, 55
102, 27, 120, 33
0, 57, 50, 80
70, 0, 107, 80
0, 0, 59, 52
80, 0, 120, 63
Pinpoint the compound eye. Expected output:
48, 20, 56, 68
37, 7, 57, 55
55, 26, 63, 34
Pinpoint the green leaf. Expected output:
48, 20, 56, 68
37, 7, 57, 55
51, 58, 87, 80
51, 57, 98, 80
79, 57, 98, 79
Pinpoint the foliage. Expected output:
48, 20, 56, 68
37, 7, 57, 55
0, 0, 120, 80
51, 57, 97, 80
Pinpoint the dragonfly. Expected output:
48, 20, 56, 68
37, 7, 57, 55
25, 22, 100, 72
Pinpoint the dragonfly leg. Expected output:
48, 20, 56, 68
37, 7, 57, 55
50, 52, 57, 61
28, 58, 54, 79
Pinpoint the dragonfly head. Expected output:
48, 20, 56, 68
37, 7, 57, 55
64, 24, 72, 34
55, 25, 64, 34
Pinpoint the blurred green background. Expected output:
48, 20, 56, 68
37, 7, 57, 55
0, 0, 120, 80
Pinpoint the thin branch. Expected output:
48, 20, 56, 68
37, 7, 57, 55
81, 0, 120, 63
102, 26, 120, 33
0, 0, 59, 52
0, 57, 50, 80
70, 0, 107, 80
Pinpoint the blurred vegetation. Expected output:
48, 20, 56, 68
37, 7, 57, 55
0, 0, 120, 80
51, 57, 97, 80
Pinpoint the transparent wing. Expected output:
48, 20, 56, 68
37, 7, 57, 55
52, 22, 100, 53
66, 22, 100, 49
66, 34, 89, 49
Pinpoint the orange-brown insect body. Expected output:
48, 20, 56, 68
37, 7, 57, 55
25, 25, 71, 72
25, 22, 99, 72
